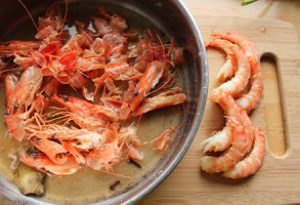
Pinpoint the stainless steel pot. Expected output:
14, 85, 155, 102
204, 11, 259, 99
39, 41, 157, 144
0, 0, 208, 204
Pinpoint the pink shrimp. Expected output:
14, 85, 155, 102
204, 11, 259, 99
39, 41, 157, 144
129, 61, 165, 112
200, 92, 254, 173
52, 95, 118, 122
132, 87, 187, 116
211, 45, 250, 102
31, 125, 109, 151
223, 127, 265, 179
212, 32, 263, 112
236, 70, 263, 113
200, 123, 232, 153
205, 38, 237, 82
5, 66, 43, 114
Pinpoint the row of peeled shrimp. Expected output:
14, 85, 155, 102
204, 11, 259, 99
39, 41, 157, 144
200, 32, 265, 179
0, 4, 186, 175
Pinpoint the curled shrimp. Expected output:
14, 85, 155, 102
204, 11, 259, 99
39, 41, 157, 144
223, 127, 265, 179
205, 38, 237, 82
213, 32, 263, 113
5, 66, 43, 114
211, 45, 251, 102
200, 123, 232, 153
200, 92, 254, 173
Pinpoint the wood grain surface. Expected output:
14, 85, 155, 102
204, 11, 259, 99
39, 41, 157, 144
139, 15, 300, 205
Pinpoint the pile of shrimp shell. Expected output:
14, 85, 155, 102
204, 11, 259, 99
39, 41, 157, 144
0, 3, 187, 176
200, 32, 265, 179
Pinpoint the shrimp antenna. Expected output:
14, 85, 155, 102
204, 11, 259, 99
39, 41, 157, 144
156, 34, 167, 63
16, 0, 38, 31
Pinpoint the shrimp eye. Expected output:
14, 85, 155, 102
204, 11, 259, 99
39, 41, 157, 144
32, 137, 41, 144
3, 110, 8, 115
44, 93, 50, 99
13, 103, 19, 111
62, 95, 69, 101
56, 153, 65, 159
133, 90, 138, 97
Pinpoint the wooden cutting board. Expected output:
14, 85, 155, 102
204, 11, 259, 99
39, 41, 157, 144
140, 14, 300, 205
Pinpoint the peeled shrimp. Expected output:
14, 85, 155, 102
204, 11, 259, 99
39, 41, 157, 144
211, 45, 250, 102
205, 38, 237, 82
200, 123, 232, 153
223, 127, 265, 179
236, 70, 263, 113
213, 32, 263, 112
200, 92, 254, 173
